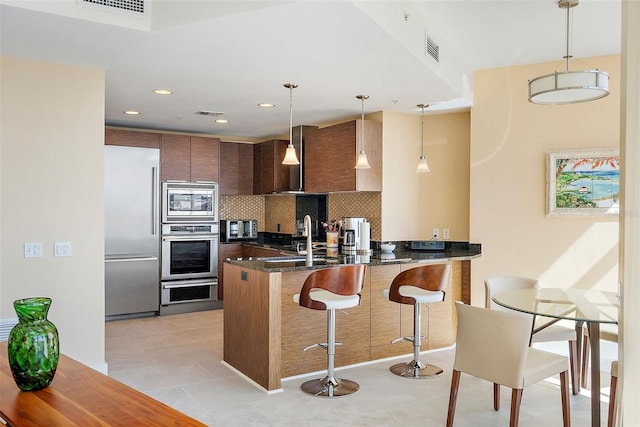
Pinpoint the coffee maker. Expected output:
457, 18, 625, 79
341, 217, 371, 255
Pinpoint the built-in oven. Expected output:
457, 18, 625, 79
161, 223, 218, 281
162, 181, 218, 223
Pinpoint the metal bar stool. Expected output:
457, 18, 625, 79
293, 264, 367, 397
384, 264, 450, 378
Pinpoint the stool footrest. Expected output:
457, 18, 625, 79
303, 342, 342, 352
390, 336, 425, 344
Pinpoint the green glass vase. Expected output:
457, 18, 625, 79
7, 297, 59, 391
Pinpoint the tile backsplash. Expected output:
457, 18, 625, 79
220, 192, 381, 239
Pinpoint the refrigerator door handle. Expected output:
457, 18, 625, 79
152, 166, 158, 236
105, 256, 159, 263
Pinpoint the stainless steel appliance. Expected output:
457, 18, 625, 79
221, 219, 258, 242
160, 222, 219, 315
161, 223, 218, 280
341, 217, 370, 255
105, 145, 160, 319
162, 181, 218, 223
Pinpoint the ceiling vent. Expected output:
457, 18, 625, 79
426, 35, 440, 63
196, 111, 225, 117
81, 0, 145, 14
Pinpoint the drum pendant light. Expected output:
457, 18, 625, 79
528, 0, 609, 105
282, 83, 300, 165
416, 104, 430, 173
354, 95, 371, 170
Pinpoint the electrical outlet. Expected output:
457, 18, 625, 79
443, 228, 450, 240
432, 228, 440, 240
54, 241, 72, 257
24, 242, 43, 258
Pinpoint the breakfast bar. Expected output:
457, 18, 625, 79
222, 245, 480, 391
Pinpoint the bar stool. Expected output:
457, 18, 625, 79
293, 264, 367, 397
384, 264, 450, 378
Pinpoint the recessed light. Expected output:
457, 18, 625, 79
153, 89, 173, 95
124, 110, 140, 115
215, 119, 229, 124
258, 103, 275, 108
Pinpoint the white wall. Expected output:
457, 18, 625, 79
0, 56, 106, 368
469, 54, 621, 305
381, 110, 470, 241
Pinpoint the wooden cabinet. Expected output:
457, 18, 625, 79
160, 134, 219, 182
246, 245, 280, 258
105, 128, 160, 148
218, 243, 245, 300
220, 142, 254, 195
305, 120, 382, 193
253, 140, 290, 194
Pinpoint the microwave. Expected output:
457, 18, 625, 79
221, 219, 258, 242
162, 182, 218, 223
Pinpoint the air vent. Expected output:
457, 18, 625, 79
196, 111, 226, 117
82, 0, 144, 13
426, 35, 440, 63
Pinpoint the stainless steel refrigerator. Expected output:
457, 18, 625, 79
105, 145, 160, 318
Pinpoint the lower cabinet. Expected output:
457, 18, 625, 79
218, 243, 244, 300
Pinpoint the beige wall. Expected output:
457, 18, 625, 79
381, 110, 470, 241
469, 54, 621, 306
0, 56, 106, 369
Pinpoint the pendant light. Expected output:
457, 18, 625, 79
354, 95, 371, 170
282, 83, 300, 165
416, 104, 430, 173
528, 0, 609, 105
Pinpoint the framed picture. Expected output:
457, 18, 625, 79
547, 148, 620, 216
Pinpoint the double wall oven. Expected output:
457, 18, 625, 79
160, 182, 220, 315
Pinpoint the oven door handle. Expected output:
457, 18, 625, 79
162, 235, 218, 242
162, 280, 217, 289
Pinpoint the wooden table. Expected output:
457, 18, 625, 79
0, 343, 205, 426
492, 288, 618, 427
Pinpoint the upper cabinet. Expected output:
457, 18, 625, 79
253, 139, 290, 194
220, 142, 254, 195
305, 120, 382, 193
160, 134, 220, 182
105, 128, 160, 148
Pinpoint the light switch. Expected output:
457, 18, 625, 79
24, 242, 43, 258
54, 241, 72, 257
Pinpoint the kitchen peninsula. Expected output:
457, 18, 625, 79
222, 244, 480, 391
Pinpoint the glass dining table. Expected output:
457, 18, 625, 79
492, 288, 619, 427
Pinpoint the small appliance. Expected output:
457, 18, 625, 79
221, 219, 258, 242
341, 217, 371, 255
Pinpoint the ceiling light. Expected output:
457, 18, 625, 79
528, 0, 609, 105
123, 110, 140, 115
416, 104, 430, 173
215, 119, 229, 124
153, 89, 173, 95
282, 83, 300, 165
354, 95, 371, 170
258, 103, 275, 108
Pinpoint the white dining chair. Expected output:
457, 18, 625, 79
446, 302, 571, 427
484, 276, 579, 395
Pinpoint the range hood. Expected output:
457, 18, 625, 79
282, 125, 317, 193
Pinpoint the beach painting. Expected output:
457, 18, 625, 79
547, 148, 620, 216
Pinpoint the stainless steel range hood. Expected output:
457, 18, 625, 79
282, 125, 317, 193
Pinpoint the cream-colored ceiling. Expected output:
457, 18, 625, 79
0, 0, 621, 141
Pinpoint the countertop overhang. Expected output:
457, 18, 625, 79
224, 247, 481, 272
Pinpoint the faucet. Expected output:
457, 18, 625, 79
303, 214, 313, 266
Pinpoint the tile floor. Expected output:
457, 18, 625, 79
106, 309, 610, 426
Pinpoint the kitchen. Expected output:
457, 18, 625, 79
1, 1, 634, 424
103, 123, 469, 320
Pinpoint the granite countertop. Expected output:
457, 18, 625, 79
224, 246, 481, 272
